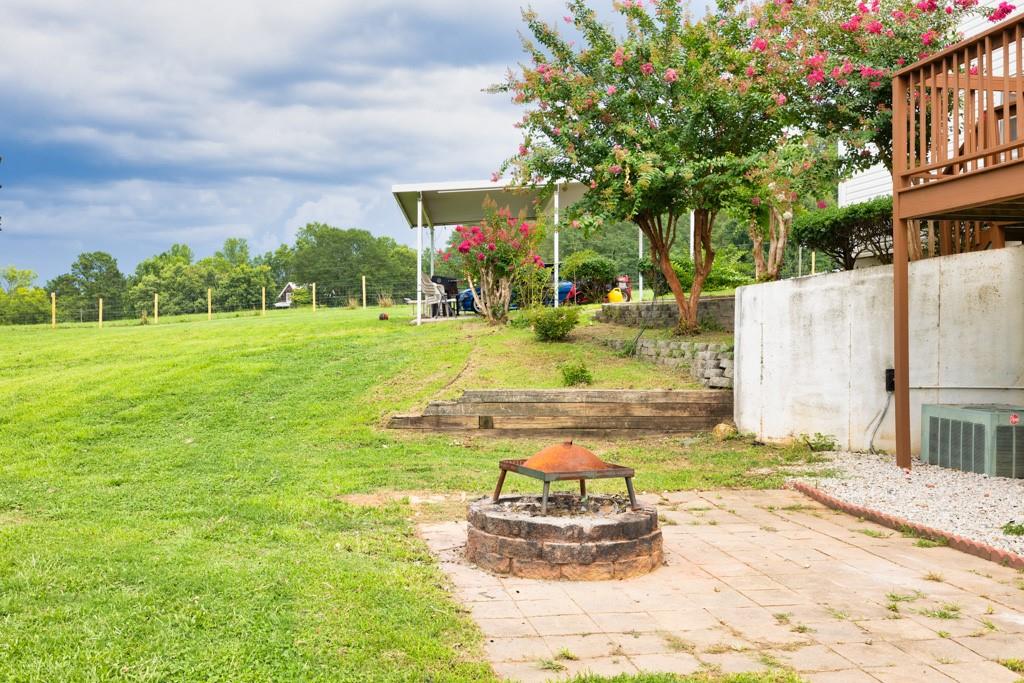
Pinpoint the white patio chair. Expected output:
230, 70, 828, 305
404, 273, 446, 317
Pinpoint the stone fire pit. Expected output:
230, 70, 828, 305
466, 494, 663, 580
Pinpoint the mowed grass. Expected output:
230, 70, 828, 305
0, 307, 815, 681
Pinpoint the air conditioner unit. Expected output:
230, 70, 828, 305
921, 404, 1024, 478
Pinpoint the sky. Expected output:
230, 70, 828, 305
0, 0, 675, 283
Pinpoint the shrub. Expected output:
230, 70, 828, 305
377, 292, 394, 308
801, 432, 839, 452
562, 249, 617, 302
290, 288, 311, 307
560, 360, 593, 386
792, 197, 893, 271
531, 306, 579, 342
346, 296, 359, 309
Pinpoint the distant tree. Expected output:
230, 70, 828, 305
291, 224, 416, 297
562, 250, 617, 302
1, 266, 36, 293
215, 263, 274, 311
70, 252, 127, 308
0, 287, 49, 325
215, 238, 251, 267
134, 244, 193, 279
253, 244, 294, 291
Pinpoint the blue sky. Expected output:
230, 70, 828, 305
0, 1, 706, 283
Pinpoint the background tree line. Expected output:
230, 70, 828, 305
1, 224, 419, 324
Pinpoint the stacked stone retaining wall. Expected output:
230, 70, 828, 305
594, 297, 735, 331
603, 338, 734, 389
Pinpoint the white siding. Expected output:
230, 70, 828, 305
838, 3, 1015, 207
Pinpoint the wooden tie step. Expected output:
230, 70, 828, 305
388, 389, 732, 437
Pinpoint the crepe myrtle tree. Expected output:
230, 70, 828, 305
441, 197, 546, 325
728, 134, 842, 281
494, 1, 791, 333
732, 0, 1014, 173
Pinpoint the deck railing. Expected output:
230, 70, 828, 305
894, 16, 1024, 190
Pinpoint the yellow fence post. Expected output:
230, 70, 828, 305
811, 251, 817, 275
207, 288, 212, 320
154, 293, 159, 324
261, 287, 266, 316
98, 298, 103, 329
362, 275, 367, 309
50, 292, 56, 328
312, 283, 317, 312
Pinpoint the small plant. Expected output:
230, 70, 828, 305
1000, 659, 1024, 673
139, 311, 149, 325
923, 572, 944, 582
826, 607, 849, 621
801, 432, 839, 452
554, 648, 578, 661
1002, 521, 1024, 536
773, 613, 792, 625
915, 537, 948, 548
537, 658, 566, 672
791, 624, 813, 634
663, 634, 694, 653
377, 292, 394, 308
857, 528, 890, 539
658, 514, 678, 526
560, 360, 593, 387
531, 306, 580, 342
886, 591, 923, 603
346, 296, 359, 309
920, 603, 961, 620
937, 630, 950, 638
617, 338, 638, 357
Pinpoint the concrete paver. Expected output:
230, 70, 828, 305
420, 489, 1024, 681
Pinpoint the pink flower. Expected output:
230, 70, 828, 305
747, 17, 758, 27
745, 65, 756, 77
471, 225, 481, 234
752, 37, 768, 52
477, 252, 486, 261
751, 197, 762, 206
443, 252, 451, 262
817, 200, 828, 209
606, 85, 617, 95
806, 69, 825, 86
969, 64, 979, 75
458, 240, 471, 254
490, 171, 501, 183
518, 144, 528, 156
866, 20, 883, 33
774, 92, 787, 105
921, 30, 937, 45
553, 126, 561, 136
989, 1, 1015, 20
612, 47, 627, 67
487, 243, 496, 251
891, 9, 907, 20
641, 62, 655, 76
511, 240, 520, 249
563, 15, 572, 23
664, 68, 678, 83
609, 164, 623, 175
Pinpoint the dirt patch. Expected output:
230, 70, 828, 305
0, 511, 29, 527
335, 490, 472, 522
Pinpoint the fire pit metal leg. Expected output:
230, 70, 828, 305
492, 469, 507, 503
541, 481, 550, 515
579, 479, 586, 498
625, 477, 638, 510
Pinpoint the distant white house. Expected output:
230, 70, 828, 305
275, 282, 302, 308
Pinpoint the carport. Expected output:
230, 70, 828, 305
392, 179, 647, 325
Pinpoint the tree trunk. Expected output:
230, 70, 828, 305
748, 220, 767, 280
687, 208, 716, 333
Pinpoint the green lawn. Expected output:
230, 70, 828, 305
0, 307, 815, 681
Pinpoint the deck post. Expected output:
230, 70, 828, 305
892, 73, 912, 470
637, 229, 644, 302
553, 184, 560, 308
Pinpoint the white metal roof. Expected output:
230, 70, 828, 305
391, 179, 586, 228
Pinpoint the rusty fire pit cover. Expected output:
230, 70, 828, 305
522, 440, 612, 474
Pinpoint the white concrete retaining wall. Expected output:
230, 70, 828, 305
734, 248, 1024, 453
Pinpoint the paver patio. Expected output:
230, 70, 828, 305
419, 489, 1024, 682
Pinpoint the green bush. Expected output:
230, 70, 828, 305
639, 245, 753, 295
562, 249, 617, 302
792, 196, 893, 270
560, 360, 593, 386
531, 306, 579, 342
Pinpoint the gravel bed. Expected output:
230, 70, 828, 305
792, 452, 1024, 556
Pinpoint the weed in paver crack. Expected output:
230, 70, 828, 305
973, 619, 999, 636
773, 613, 792, 625
914, 538, 949, 548
826, 607, 850, 621
538, 658, 566, 672
780, 504, 818, 513
554, 648, 578, 661
986, 605, 996, 615
937, 630, 951, 638
608, 644, 627, 657
760, 525, 778, 532
924, 571, 945, 582
920, 603, 962, 620
758, 652, 786, 669
658, 514, 678, 526
790, 624, 814, 634
857, 528, 891, 538
886, 591, 924, 603
1000, 659, 1024, 673
663, 634, 695, 653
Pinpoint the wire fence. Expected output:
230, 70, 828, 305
1, 275, 436, 327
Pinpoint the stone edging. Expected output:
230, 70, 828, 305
787, 481, 1024, 570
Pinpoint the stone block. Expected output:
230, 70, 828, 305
708, 376, 733, 389
511, 558, 563, 580
542, 541, 598, 565
560, 562, 616, 581
496, 535, 543, 560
